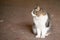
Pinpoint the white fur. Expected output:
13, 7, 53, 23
31, 10, 50, 38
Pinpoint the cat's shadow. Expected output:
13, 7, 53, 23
17, 22, 33, 34
25, 24, 32, 32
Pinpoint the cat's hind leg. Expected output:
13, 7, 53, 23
41, 27, 50, 38
32, 26, 37, 34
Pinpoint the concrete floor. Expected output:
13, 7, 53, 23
0, 0, 60, 40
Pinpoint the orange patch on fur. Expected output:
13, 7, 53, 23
33, 6, 47, 17
40, 12, 46, 16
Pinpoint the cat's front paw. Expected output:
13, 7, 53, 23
35, 35, 40, 38
41, 36, 45, 38
45, 32, 51, 36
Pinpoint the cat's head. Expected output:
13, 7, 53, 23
31, 5, 46, 17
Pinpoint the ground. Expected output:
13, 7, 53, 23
0, 0, 60, 40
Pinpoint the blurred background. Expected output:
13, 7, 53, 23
0, 0, 60, 40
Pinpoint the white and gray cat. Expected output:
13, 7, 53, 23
31, 5, 51, 38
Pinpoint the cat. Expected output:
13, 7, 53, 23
31, 5, 51, 38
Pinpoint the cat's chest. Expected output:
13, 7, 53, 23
33, 15, 48, 25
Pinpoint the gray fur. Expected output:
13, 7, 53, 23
46, 13, 52, 27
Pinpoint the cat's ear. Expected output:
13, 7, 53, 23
34, 5, 40, 11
